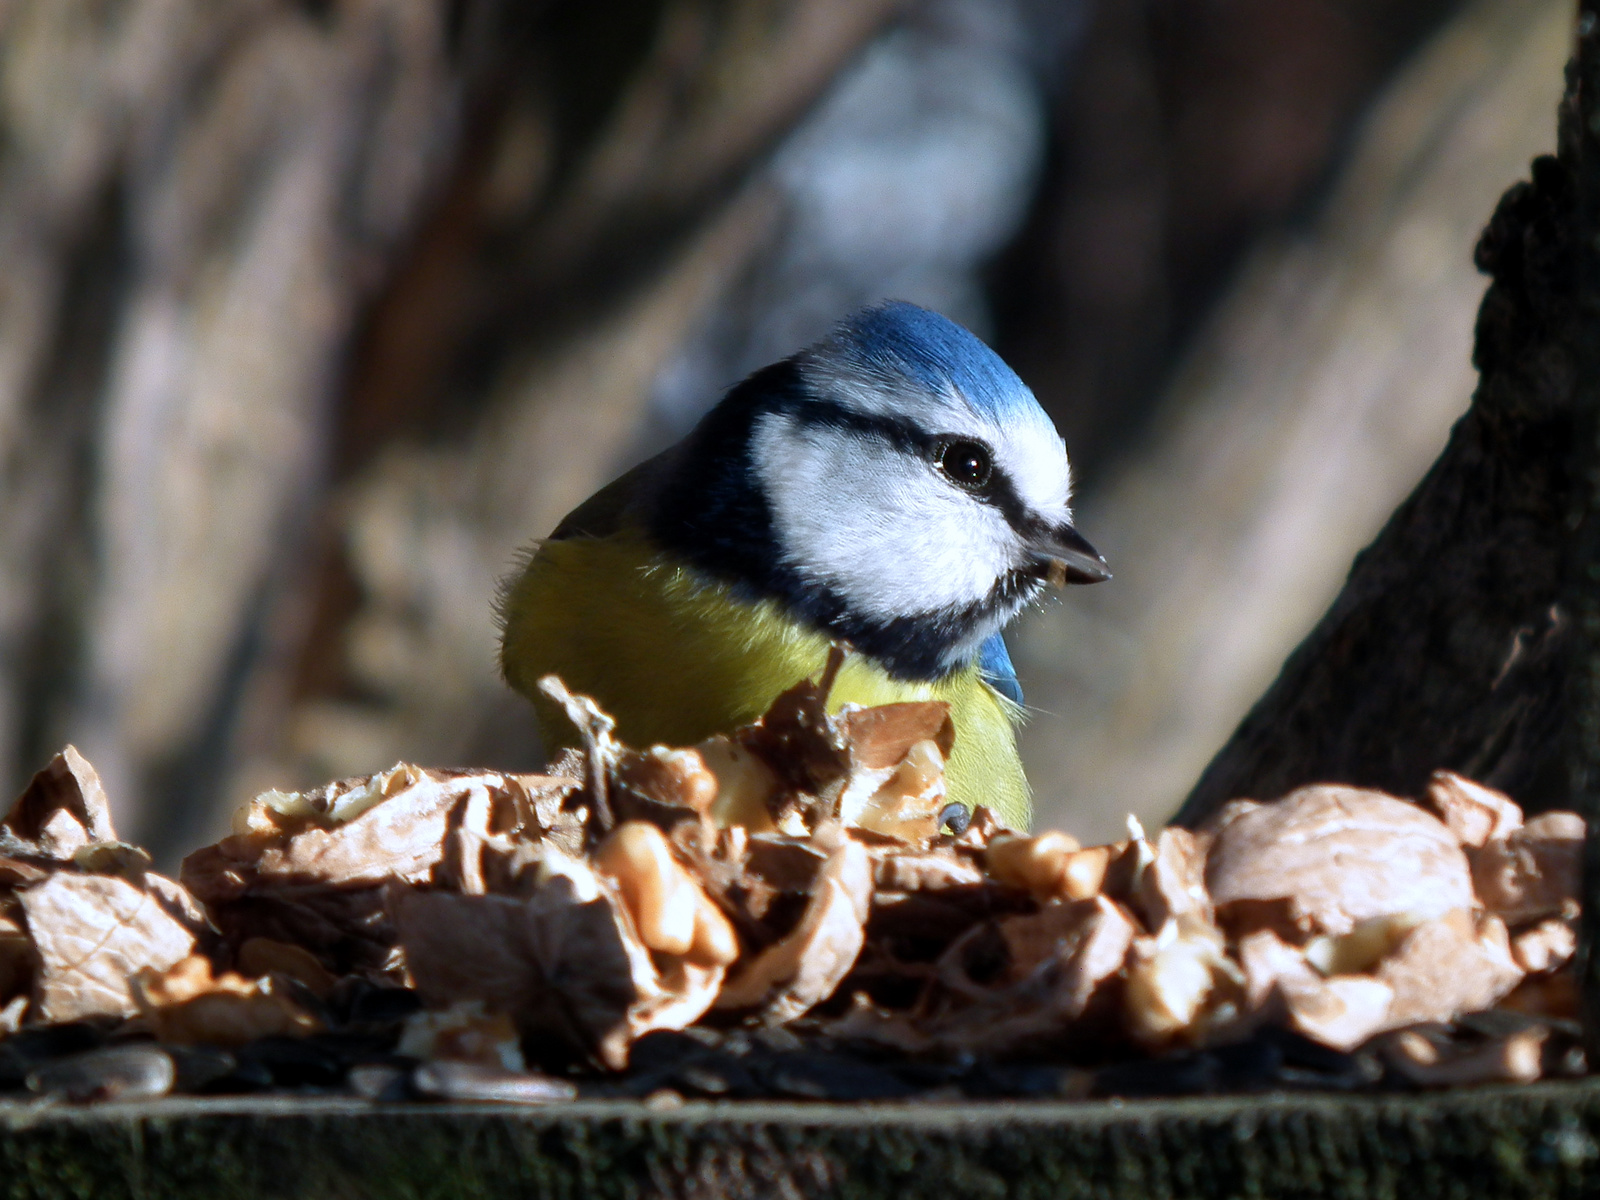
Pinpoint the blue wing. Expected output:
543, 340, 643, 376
977, 632, 1023, 706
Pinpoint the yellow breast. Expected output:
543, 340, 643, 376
499, 529, 1030, 826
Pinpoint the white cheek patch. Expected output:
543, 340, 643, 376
751, 413, 1018, 621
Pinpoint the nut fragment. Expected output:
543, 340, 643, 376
716, 837, 871, 1024
1123, 936, 1219, 1046
895, 895, 1137, 1057
1123, 923, 1238, 1047
594, 821, 736, 968
1381, 1026, 1546, 1087
698, 737, 783, 831
1059, 847, 1112, 901
1470, 811, 1583, 924
397, 852, 725, 1070
1286, 977, 1395, 1052
1239, 929, 1318, 1011
626, 748, 718, 811
870, 848, 985, 893
1376, 909, 1523, 1027
999, 896, 1129, 983
615, 747, 719, 819
5, 745, 118, 853
1424, 771, 1522, 848
687, 889, 739, 968
1207, 784, 1473, 936
399, 1000, 524, 1070
236, 937, 338, 998
596, 821, 700, 956
839, 701, 955, 769
1237, 929, 1394, 1051
1197, 798, 1260, 838
1302, 913, 1424, 977
984, 832, 1082, 900
1511, 917, 1577, 974
21, 871, 201, 1023
133, 954, 322, 1045
850, 738, 947, 842
1133, 828, 1211, 930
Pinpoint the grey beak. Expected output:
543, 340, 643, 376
1032, 524, 1111, 586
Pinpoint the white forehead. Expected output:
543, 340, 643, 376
797, 349, 1074, 513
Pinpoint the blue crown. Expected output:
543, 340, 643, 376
826, 301, 1038, 423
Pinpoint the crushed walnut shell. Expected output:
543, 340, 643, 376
0, 662, 1582, 1104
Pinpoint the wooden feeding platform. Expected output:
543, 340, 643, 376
2, 1084, 1600, 1200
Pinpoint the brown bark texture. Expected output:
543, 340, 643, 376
1018, 0, 1566, 842
1172, 54, 1590, 826
0, 0, 904, 854
1567, 0, 1600, 1063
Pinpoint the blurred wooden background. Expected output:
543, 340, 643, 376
0, 0, 1566, 859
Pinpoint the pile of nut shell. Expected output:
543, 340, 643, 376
0, 655, 1582, 1105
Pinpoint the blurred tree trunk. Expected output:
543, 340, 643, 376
0, 0, 474, 845
0, 0, 1503, 866
1565, 0, 1600, 1061
0, 0, 903, 854
1171, 5, 1584, 826
994, 0, 1463, 474
1013, 0, 1571, 841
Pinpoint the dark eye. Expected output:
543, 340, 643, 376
936, 439, 993, 489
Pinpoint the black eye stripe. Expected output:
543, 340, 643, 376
771, 395, 1040, 532
777, 395, 932, 454
985, 470, 1046, 536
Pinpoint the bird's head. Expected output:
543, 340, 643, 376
651, 301, 1108, 681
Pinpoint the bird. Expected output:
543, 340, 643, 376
498, 301, 1109, 828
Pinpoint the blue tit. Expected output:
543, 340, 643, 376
499, 301, 1108, 828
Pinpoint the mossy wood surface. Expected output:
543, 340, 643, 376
0, 1084, 1598, 1200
